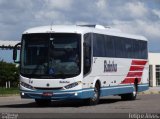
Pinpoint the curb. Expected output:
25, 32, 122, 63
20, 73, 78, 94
138, 91, 160, 95
0, 94, 19, 97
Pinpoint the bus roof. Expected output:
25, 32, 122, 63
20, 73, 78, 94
23, 25, 147, 41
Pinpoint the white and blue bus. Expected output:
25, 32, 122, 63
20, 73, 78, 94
13, 25, 149, 105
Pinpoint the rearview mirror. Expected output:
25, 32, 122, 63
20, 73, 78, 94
13, 42, 21, 63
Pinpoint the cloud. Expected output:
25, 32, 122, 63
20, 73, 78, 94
0, 0, 35, 25
152, 9, 160, 18
44, 0, 73, 11
96, 0, 108, 10
93, 1, 150, 22
136, 20, 160, 39
35, 11, 65, 23
125, 2, 148, 18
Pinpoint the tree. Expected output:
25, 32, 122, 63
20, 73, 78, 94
0, 60, 19, 87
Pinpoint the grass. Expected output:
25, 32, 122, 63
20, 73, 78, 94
0, 87, 19, 96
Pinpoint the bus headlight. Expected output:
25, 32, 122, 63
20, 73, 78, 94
64, 81, 81, 89
20, 82, 35, 90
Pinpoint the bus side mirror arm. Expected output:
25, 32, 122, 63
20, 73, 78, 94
13, 42, 21, 63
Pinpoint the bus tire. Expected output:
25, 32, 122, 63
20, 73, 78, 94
85, 83, 100, 105
121, 83, 138, 100
35, 99, 51, 106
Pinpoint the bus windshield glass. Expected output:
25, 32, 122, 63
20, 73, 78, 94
21, 33, 81, 79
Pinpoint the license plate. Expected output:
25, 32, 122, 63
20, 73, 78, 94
42, 92, 53, 97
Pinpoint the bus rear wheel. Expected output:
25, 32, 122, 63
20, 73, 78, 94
35, 99, 51, 106
121, 83, 137, 100
85, 83, 100, 105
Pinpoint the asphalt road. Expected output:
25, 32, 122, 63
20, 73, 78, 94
0, 94, 160, 118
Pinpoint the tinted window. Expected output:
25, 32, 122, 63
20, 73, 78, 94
104, 35, 115, 57
92, 33, 148, 59
93, 34, 106, 57
83, 33, 92, 75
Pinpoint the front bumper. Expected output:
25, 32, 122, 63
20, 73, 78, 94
20, 88, 94, 100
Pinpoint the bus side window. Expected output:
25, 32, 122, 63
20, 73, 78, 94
83, 33, 91, 75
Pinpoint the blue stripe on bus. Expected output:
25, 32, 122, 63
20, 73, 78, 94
138, 84, 149, 92
100, 84, 148, 96
100, 86, 133, 96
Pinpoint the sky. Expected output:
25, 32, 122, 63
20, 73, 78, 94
0, 0, 160, 52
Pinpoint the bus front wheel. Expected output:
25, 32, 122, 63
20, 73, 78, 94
85, 83, 100, 105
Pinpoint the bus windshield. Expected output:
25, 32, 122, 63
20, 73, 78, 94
21, 33, 81, 79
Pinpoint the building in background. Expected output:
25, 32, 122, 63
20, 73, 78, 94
149, 53, 160, 87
